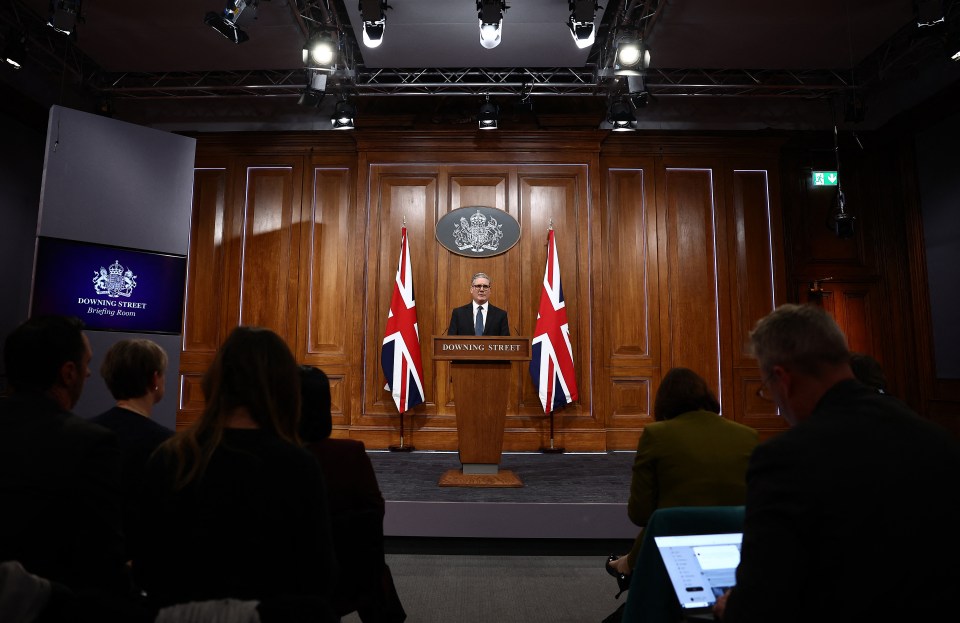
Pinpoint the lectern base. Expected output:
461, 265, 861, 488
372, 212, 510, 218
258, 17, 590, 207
438, 469, 523, 488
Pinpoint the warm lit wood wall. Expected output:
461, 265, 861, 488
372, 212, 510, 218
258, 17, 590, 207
179, 130, 953, 449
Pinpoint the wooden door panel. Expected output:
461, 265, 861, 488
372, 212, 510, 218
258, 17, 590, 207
237, 166, 300, 341
661, 168, 722, 393
300, 167, 353, 358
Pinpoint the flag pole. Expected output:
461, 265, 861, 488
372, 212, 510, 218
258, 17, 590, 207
389, 409, 415, 452
540, 409, 566, 454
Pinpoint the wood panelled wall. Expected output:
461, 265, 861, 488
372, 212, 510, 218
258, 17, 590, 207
179, 130, 953, 449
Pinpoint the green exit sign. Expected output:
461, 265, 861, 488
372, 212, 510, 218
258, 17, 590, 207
812, 171, 839, 186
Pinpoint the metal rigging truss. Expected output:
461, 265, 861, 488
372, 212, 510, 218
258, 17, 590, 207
97, 66, 855, 100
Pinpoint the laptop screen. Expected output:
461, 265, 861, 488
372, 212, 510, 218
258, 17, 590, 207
654, 532, 742, 610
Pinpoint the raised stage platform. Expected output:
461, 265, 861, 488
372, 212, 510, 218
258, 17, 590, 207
369, 451, 638, 540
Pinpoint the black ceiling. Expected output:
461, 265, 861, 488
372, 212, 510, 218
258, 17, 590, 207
1, 0, 958, 132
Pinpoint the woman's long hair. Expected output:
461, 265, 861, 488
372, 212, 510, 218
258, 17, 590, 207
653, 367, 721, 421
163, 326, 302, 490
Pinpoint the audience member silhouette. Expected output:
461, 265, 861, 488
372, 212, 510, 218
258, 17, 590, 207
606, 367, 758, 606
300, 366, 406, 623
715, 304, 960, 622
92, 339, 173, 537
849, 352, 887, 394
0, 316, 155, 622
0, 316, 127, 594
130, 327, 338, 622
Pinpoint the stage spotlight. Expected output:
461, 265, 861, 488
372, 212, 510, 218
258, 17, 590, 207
568, 0, 597, 49
361, 0, 388, 48
47, 0, 81, 36
297, 71, 327, 107
614, 35, 650, 75
3, 32, 26, 69
204, 0, 254, 44
478, 97, 499, 130
608, 99, 635, 132
303, 30, 338, 69
332, 99, 356, 130
477, 0, 506, 50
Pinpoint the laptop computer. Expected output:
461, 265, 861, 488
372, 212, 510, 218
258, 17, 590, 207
654, 532, 743, 621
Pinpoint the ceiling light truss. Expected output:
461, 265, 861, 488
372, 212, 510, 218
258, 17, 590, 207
97, 67, 857, 100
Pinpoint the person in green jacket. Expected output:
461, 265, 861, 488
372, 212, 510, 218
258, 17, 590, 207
607, 367, 759, 585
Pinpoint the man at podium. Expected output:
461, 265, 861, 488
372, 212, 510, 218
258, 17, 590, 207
447, 272, 510, 336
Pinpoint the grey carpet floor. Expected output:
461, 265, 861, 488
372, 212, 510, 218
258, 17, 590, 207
342, 551, 624, 623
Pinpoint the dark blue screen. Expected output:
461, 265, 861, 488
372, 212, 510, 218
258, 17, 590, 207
31, 237, 187, 335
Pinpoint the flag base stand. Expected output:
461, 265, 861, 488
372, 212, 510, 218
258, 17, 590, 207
389, 412, 415, 453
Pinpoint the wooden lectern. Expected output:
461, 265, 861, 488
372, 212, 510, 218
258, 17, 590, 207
432, 335, 531, 487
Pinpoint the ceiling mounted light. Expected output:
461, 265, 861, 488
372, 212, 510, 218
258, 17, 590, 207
298, 71, 327, 107
303, 30, 338, 69
3, 32, 26, 70
360, 0, 388, 48
478, 96, 499, 130
204, 0, 254, 44
614, 35, 651, 75
568, 0, 597, 49
47, 0, 81, 36
477, 0, 507, 50
608, 99, 635, 132
332, 99, 356, 130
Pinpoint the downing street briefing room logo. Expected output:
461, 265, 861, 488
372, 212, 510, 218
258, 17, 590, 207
93, 260, 138, 298
436, 206, 521, 257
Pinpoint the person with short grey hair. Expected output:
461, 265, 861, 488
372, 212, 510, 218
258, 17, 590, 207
447, 272, 510, 336
715, 304, 960, 623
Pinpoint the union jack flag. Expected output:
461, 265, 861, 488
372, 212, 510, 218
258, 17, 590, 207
381, 227, 425, 413
529, 228, 578, 413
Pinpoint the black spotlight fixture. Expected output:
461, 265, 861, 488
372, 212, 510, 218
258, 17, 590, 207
47, 0, 81, 36
332, 99, 356, 130
360, 0, 389, 49
608, 99, 635, 132
478, 96, 499, 130
477, 0, 507, 49
204, 0, 254, 44
298, 71, 327, 107
613, 34, 651, 75
3, 31, 26, 70
627, 75, 650, 108
568, 0, 597, 49
303, 30, 339, 70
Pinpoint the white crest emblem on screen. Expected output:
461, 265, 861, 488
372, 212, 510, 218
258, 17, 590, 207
453, 210, 504, 253
92, 260, 138, 298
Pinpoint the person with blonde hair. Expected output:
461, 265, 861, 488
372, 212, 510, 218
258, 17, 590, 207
129, 327, 337, 621
92, 339, 172, 521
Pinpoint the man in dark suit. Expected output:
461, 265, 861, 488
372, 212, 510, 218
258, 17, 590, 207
715, 304, 960, 623
0, 316, 127, 595
447, 272, 510, 336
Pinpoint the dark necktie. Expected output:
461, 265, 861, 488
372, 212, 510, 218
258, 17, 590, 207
475, 306, 484, 336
